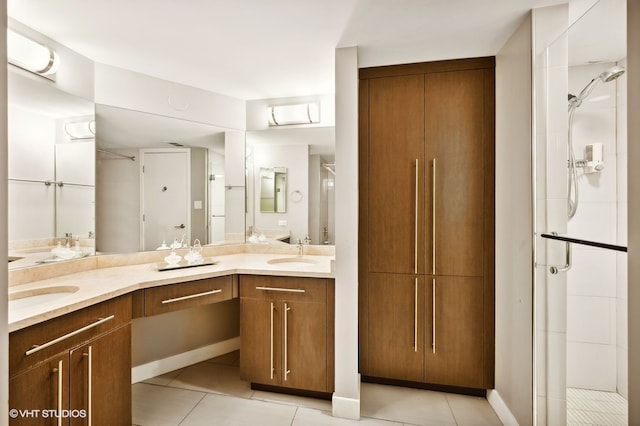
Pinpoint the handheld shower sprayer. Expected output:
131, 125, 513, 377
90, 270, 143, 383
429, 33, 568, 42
567, 65, 625, 218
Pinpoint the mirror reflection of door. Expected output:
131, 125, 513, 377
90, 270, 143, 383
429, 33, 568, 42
141, 149, 190, 250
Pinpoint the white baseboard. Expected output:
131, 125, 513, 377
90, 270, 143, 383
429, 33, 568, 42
131, 337, 241, 384
332, 375, 361, 420
487, 389, 519, 426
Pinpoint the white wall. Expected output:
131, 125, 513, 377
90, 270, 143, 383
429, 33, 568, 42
494, 12, 534, 426
626, 1, 640, 423
1, 2, 9, 420
332, 46, 360, 420
250, 144, 309, 242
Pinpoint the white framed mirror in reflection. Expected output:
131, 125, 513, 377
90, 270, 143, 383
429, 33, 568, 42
8, 68, 96, 266
246, 127, 335, 246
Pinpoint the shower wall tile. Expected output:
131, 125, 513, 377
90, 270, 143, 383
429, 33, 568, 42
617, 153, 627, 203
616, 253, 628, 300
567, 341, 616, 391
572, 108, 617, 152
567, 295, 615, 345
617, 347, 628, 398
616, 297, 627, 350
546, 272, 567, 333
567, 248, 616, 297
567, 202, 616, 242
617, 201, 627, 244
575, 159, 617, 203
545, 198, 567, 236
547, 397, 567, 426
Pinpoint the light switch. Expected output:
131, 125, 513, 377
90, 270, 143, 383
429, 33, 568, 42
278, 220, 288, 227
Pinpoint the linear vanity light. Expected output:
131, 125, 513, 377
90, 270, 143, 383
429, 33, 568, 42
7, 29, 59, 79
64, 120, 96, 140
268, 102, 320, 126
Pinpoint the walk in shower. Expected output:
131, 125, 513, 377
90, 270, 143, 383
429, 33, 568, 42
536, 0, 628, 424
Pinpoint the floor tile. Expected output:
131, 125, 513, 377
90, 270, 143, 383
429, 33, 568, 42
142, 367, 185, 386
360, 383, 456, 426
180, 392, 297, 426
292, 407, 403, 425
446, 393, 502, 426
132, 383, 205, 426
207, 350, 240, 367
166, 362, 253, 398
567, 387, 628, 425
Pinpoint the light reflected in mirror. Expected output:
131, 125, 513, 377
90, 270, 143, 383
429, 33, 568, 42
246, 127, 334, 245
8, 69, 96, 266
259, 167, 287, 213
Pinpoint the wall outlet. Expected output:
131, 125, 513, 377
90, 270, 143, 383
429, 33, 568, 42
278, 220, 287, 227
194, 200, 203, 209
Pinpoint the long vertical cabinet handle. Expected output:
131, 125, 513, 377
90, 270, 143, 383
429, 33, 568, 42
84, 346, 93, 426
269, 302, 275, 380
414, 159, 419, 275
284, 303, 291, 381
414, 278, 418, 352
432, 279, 436, 354
53, 360, 63, 426
432, 158, 437, 275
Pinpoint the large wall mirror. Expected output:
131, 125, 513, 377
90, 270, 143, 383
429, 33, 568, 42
8, 69, 96, 259
8, 69, 246, 267
95, 104, 246, 254
246, 126, 335, 245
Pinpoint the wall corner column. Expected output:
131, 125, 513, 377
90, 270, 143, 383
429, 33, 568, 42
332, 45, 360, 420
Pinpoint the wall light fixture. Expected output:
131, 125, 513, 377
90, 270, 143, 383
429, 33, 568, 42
7, 29, 59, 78
268, 102, 320, 126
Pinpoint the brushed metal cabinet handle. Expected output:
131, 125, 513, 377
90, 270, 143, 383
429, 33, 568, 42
432, 278, 436, 354
26, 315, 115, 356
255, 286, 305, 294
432, 158, 437, 275
415, 158, 419, 275
270, 302, 275, 380
83, 346, 93, 426
161, 289, 222, 304
284, 303, 292, 381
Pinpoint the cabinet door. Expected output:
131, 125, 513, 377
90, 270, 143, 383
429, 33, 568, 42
240, 298, 281, 386
366, 74, 426, 275
281, 299, 327, 392
9, 354, 69, 426
425, 276, 485, 388
69, 324, 131, 426
366, 273, 424, 382
425, 69, 487, 277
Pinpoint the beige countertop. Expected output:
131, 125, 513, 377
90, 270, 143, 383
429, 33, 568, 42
8, 244, 335, 333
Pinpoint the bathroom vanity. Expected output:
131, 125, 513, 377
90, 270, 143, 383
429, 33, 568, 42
7, 246, 334, 425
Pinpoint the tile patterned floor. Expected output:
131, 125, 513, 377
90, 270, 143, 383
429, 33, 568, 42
132, 351, 502, 426
567, 388, 628, 426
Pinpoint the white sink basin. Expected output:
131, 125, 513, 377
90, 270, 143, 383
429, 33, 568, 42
9, 286, 80, 310
266, 257, 318, 265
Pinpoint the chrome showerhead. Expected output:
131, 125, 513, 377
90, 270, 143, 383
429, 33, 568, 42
600, 65, 625, 82
569, 65, 626, 110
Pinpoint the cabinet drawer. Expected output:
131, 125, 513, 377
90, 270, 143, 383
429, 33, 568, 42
10, 294, 132, 377
144, 276, 234, 316
240, 275, 327, 303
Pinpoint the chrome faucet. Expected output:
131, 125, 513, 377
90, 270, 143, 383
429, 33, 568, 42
64, 232, 73, 247
297, 239, 303, 257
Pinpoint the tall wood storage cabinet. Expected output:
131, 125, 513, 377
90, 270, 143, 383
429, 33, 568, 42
358, 57, 495, 391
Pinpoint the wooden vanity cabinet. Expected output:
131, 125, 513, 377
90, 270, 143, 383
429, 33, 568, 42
9, 295, 132, 425
239, 275, 334, 394
359, 57, 495, 392
143, 275, 235, 316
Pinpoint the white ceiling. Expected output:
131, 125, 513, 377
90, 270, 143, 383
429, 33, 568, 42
7, 0, 579, 101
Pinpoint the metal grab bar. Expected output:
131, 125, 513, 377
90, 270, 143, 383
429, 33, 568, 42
540, 233, 627, 252
26, 315, 115, 356
543, 232, 572, 274
161, 289, 222, 304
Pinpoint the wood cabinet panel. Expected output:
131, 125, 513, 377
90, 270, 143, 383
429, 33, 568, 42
240, 275, 333, 393
425, 277, 485, 388
366, 273, 424, 382
10, 295, 132, 376
426, 70, 486, 277
69, 324, 131, 426
9, 354, 69, 426
367, 74, 426, 275
144, 276, 233, 316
